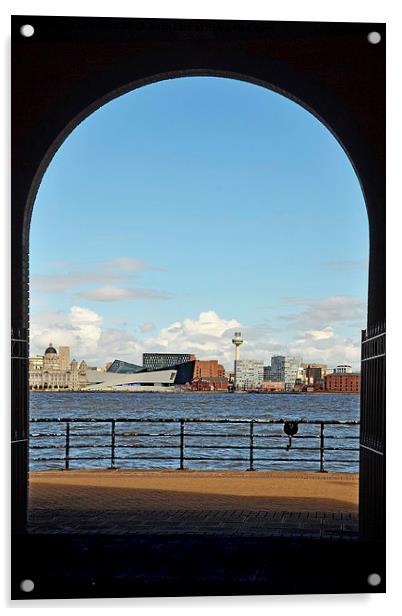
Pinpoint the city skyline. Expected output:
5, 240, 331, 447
29, 77, 368, 370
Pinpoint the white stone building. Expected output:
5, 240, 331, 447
29, 343, 88, 391
334, 364, 353, 374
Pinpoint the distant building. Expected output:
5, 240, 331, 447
334, 364, 353, 374
270, 355, 302, 391
190, 377, 229, 392
143, 353, 196, 371
261, 380, 285, 392
193, 360, 225, 379
324, 373, 360, 393
88, 355, 196, 389
58, 346, 70, 371
29, 343, 87, 390
263, 365, 272, 381
107, 359, 143, 373
235, 359, 264, 390
301, 363, 327, 386
85, 367, 178, 391
29, 355, 44, 370
226, 371, 235, 386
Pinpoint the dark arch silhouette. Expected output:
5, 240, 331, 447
12, 16, 385, 595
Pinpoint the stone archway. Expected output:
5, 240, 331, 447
12, 17, 384, 545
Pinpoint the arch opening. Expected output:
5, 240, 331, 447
27, 76, 368, 498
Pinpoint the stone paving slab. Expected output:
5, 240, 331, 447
28, 507, 359, 538
28, 469, 359, 538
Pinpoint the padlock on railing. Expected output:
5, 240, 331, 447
283, 421, 299, 450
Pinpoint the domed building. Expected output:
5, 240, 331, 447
29, 343, 88, 391
43, 343, 59, 371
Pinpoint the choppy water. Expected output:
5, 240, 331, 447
29, 392, 360, 472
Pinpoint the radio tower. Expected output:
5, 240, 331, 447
232, 331, 244, 363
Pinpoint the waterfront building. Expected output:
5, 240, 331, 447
107, 359, 144, 373
85, 367, 178, 391
143, 352, 196, 370
190, 377, 229, 392
324, 372, 360, 393
29, 355, 44, 370
263, 365, 272, 381
261, 380, 285, 392
106, 356, 195, 385
270, 355, 302, 391
58, 346, 70, 371
234, 359, 264, 390
301, 363, 327, 385
193, 360, 225, 379
334, 364, 353, 374
226, 371, 235, 386
29, 343, 88, 390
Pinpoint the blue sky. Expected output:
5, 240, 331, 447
29, 76, 369, 369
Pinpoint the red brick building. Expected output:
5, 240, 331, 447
193, 360, 225, 379
190, 377, 229, 392
324, 373, 361, 393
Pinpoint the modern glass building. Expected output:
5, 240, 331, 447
100, 356, 196, 387
270, 355, 302, 391
143, 353, 195, 370
107, 359, 144, 373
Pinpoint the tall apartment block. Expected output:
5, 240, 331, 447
234, 359, 264, 390
270, 355, 302, 391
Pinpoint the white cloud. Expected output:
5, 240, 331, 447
30, 306, 102, 360
303, 327, 334, 341
143, 310, 241, 363
102, 258, 160, 272
281, 295, 366, 330
78, 286, 171, 302
31, 270, 129, 293
289, 333, 361, 369
30, 304, 364, 371
139, 321, 156, 333
31, 257, 166, 298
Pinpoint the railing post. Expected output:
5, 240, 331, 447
247, 420, 255, 471
319, 421, 327, 473
110, 419, 116, 469
179, 418, 185, 470
65, 422, 70, 470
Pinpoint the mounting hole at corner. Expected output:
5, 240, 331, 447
367, 31, 381, 45
20, 579, 34, 592
367, 573, 381, 586
20, 24, 35, 38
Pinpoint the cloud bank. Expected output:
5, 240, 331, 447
30, 257, 170, 303
30, 296, 365, 370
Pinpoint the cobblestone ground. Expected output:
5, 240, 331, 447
29, 508, 359, 538
28, 470, 359, 538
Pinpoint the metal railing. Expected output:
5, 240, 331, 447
29, 417, 360, 473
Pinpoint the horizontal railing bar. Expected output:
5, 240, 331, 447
31, 457, 359, 464
29, 431, 360, 440
30, 417, 360, 425
29, 445, 360, 453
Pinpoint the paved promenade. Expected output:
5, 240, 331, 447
29, 469, 358, 538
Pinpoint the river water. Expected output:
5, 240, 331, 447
29, 392, 360, 472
